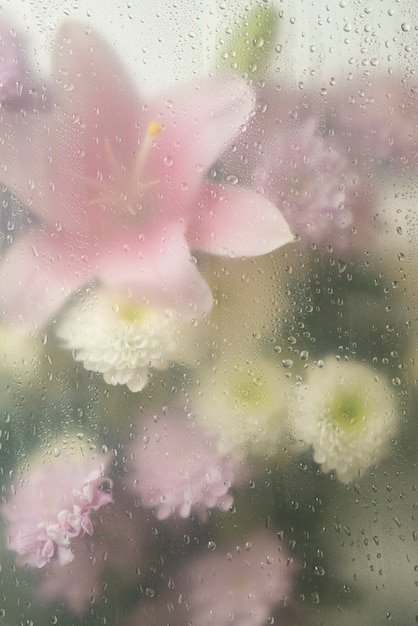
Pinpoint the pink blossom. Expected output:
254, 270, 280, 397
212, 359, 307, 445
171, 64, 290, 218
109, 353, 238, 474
0, 21, 291, 331
125, 529, 295, 626
0, 15, 49, 109
180, 530, 294, 625
125, 410, 242, 521
40, 493, 147, 614
2, 453, 113, 568
0, 17, 24, 102
39, 535, 105, 614
327, 72, 418, 169
227, 86, 377, 253
258, 115, 372, 251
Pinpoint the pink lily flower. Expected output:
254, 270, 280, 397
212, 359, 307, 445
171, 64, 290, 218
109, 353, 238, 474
0, 21, 292, 330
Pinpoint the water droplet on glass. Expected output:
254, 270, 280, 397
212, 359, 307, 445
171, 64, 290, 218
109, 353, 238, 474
252, 35, 264, 48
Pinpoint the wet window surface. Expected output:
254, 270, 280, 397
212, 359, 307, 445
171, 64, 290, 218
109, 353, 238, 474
0, 1, 417, 625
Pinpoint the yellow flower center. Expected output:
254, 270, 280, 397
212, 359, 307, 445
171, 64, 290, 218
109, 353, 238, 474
328, 390, 366, 432
111, 298, 150, 325
224, 368, 269, 410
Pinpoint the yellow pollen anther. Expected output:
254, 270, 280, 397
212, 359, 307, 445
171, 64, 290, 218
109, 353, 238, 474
148, 120, 163, 136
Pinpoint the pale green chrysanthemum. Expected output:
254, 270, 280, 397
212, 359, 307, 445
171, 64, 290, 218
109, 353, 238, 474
192, 357, 288, 458
291, 357, 399, 482
0, 325, 44, 385
57, 289, 183, 392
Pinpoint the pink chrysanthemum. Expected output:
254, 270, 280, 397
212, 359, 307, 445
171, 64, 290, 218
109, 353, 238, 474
181, 530, 294, 625
3, 453, 113, 568
226, 86, 377, 253
125, 528, 295, 626
328, 72, 418, 169
39, 493, 146, 614
254, 114, 368, 250
125, 410, 240, 521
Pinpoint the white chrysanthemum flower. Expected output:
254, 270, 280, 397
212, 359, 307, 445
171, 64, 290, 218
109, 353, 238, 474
291, 357, 399, 482
192, 357, 288, 458
57, 289, 184, 392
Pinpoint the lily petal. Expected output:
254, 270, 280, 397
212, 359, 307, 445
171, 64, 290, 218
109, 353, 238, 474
52, 21, 142, 145
147, 76, 255, 206
186, 183, 293, 257
94, 223, 213, 317
0, 231, 90, 330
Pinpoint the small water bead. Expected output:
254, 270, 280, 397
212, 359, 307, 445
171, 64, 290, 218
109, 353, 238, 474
282, 359, 293, 368
252, 35, 264, 48
207, 540, 217, 551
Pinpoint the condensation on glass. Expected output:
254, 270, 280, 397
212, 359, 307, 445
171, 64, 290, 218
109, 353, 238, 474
0, 1, 417, 625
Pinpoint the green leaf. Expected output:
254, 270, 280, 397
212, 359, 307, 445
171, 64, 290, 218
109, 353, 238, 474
217, 1, 279, 78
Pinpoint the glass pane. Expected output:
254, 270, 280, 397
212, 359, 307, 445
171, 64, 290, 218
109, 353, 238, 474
0, 1, 416, 624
